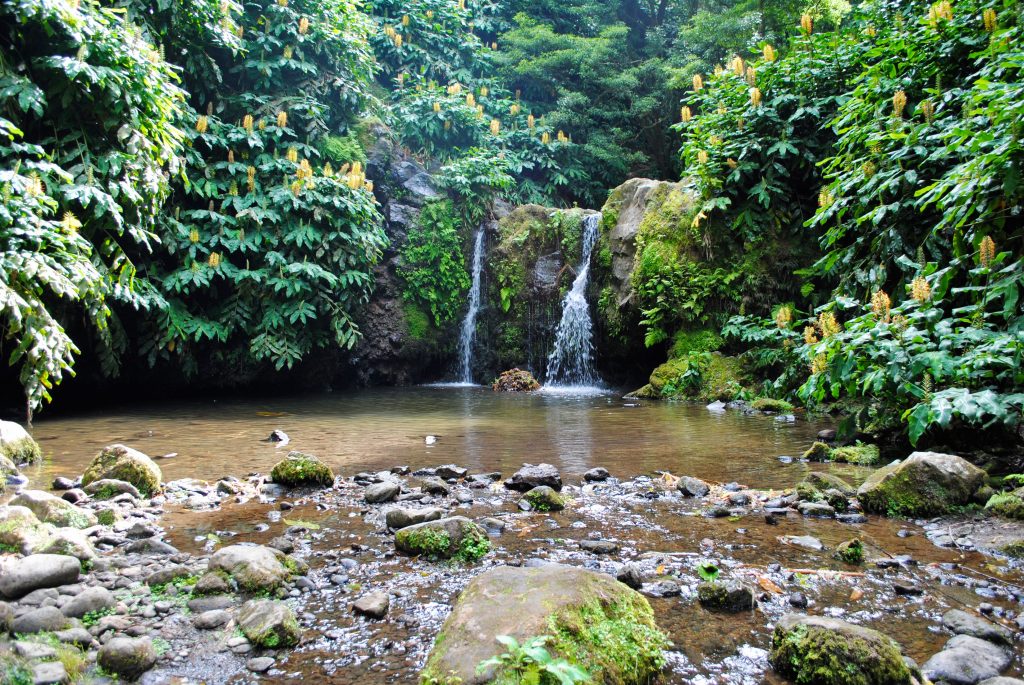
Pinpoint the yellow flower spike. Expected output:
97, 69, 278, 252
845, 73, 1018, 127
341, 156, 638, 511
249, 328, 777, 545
692, 74, 704, 92
401, 14, 409, 26
243, 114, 254, 132
541, 131, 551, 144
893, 90, 907, 118
433, 101, 441, 114
258, 119, 266, 130
510, 103, 520, 116
866, 25, 877, 37
803, 326, 818, 345
763, 44, 776, 62
920, 99, 935, 123
775, 305, 793, 329
277, 111, 288, 128
491, 42, 497, 50
466, 93, 475, 107
818, 188, 835, 208
979, 235, 996, 267
60, 211, 81, 234
458, 0, 465, 10
732, 56, 744, 77
394, 34, 403, 48
871, 290, 892, 321
291, 180, 303, 196
227, 150, 235, 164
189, 228, 200, 243
697, 150, 709, 164
323, 162, 333, 176
911, 276, 932, 302
476, 105, 484, 119
286, 148, 298, 163
862, 161, 877, 178
746, 67, 757, 86
750, 87, 762, 107
426, 10, 434, 19
801, 13, 813, 34
364, 180, 374, 193
983, 8, 997, 31
480, 87, 489, 97
196, 115, 209, 134
208, 252, 222, 267
811, 353, 828, 375
298, 17, 309, 34
818, 310, 840, 338
717, 103, 727, 115
229, 181, 238, 196
277, 0, 287, 5
681, 106, 692, 122
527, 114, 535, 129
713, 64, 724, 76
726, 158, 738, 169
490, 119, 500, 135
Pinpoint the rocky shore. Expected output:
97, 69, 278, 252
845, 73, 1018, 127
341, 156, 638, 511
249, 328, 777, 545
0, 422, 1022, 684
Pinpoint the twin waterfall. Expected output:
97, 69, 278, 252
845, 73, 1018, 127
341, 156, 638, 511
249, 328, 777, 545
545, 213, 601, 387
454, 213, 601, 388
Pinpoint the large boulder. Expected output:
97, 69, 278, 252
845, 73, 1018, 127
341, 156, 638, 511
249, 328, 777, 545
0, 420, 41, 464
237, 599, 301, 648
0, 505, 52, 554
270, 451, 335, 487
421, 564, 667, 685
10, 490, 97, 529
770, 614, 913, 685
0, 554, 80, 599
922, 634, 1013, 685
208, 544, 295, 593
97, 637, 158, 680
857, 452, 987, 517
81, 444, 162, 496
505, 463, 562, 492
394, 517, 490, 562
38, 527, 97, 560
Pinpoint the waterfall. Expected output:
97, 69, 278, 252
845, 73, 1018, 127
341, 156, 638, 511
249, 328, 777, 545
456, 228, 485, 384
546, 213, 601, 387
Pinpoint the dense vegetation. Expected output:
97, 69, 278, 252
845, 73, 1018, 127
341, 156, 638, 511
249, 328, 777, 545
1, 0, 1021, 449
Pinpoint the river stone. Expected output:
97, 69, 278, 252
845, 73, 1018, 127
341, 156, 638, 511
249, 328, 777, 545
84, 478, 141, 500
505, 463, 562, 492
802, 472, 855, 496
421, 564, 667, 685
0, 554, 80, 598
0, 420, 41, 464
10, 490, 97, 529
979, 679, 1024, 685
11, 606, 72, 633
520, 486, 565, 512
39, 527, 96, 560
857, 451, 986, 517
394, 517, 489, 561
420, 477, 450, 495
247, 656, 276, 673
61, 585, 116, 619
98, 637, 158, 680
208, 544, 293, 593
270, 451, 334, 487
677, 476, 710, 498
698, 581, 755, 612
365, 481, 401, 504
798, 501, 836, 518
81, 444, 162, 496
0, 505, 52, 554
435, 464, 468, 480
193, 570, 233, 596
923, 634, 1012, 685
32, 661, 67, 685
584, 467, 610, 482
579, 539, 618, 555
942, 609, 1014, 646
353, 591, 390, 619
194, 609, 232, 629
385, 507, 445, 530
770, 614, 913, 685
779, 535, 825, 551
237, 599, 301, 648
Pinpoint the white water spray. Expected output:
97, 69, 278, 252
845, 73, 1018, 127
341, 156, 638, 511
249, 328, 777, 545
455, 228, 485, 384
546, 213, 601, 387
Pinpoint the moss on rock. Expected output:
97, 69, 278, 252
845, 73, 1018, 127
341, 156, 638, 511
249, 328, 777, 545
270, 451, 335, 487
834, 539, 863, 564
857, 451, 987, 518
752, 398, 795, 413
492, 368, 540, 392
522, 486, 565, 512
770, 614, 912, 685
985, 488, 1024, 520
0, 421, 41, 465
648, 358, 689, 394
81, 444, 162, 496
802, 442, 832, 462
831, 443, 881, 466
395, 517, 490, 562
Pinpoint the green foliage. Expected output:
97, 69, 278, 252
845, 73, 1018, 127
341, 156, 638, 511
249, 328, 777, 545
320, 132, 367, 166
0, 0, 186, 407
696, 560, 720, 582
400, 200, 470, 326
455, 527, 491, 563
477, 635, 590, 685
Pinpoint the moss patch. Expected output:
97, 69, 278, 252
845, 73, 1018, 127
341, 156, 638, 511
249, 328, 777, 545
986, 488, 1024, 520
669, 329, 723, 360
397, 526, 451, 558
803, 442, 832, 462
0, 437, 41, 465
831, 443, 881, 466
270, 452, 335, 487
834, 539, 863, 564
81, 445, 161, 496
752, 398, 794, 413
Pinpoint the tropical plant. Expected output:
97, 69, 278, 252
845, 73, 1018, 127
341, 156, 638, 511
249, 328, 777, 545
399, 200, 470, 327
476, 635, 589, 685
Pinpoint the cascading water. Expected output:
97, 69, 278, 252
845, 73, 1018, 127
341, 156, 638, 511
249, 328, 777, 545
545, 213, 601, 387
455, 228, 485, 384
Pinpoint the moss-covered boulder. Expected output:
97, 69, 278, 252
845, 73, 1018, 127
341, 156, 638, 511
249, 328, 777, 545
802, 441, 832, 462
270, 451, 335, 487
237, 599, 301, 648
834, 538, 864, 564
491, 368, 540, 392
81, 444, 162, 496
0, 505, 52, 554
0, 421, 41, 465
394, 516, 489, 562
857, 451, 987, 517
520, 486, 565, 512
648, 358, 689, 394
831, 443, 881, 465
986, 487, 1024, 520
421, 564, 667, 685
751, 398, 795, 413
647, 353, 745, 401
770, 614, 913, 685
208, 544, 297, 593
10, 490, 97, 529
802, 472, 855, 497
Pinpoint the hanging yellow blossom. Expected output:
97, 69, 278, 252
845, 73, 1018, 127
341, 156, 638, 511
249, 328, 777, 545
25, 174, 43, 196
692, 74, 704, 92
401, 14, 410, 26
196, 115, 209, 134
243, 114, 254, 132
801, 13, 813, 34
803, 326, 818, 345
189, 228, 200, 243
892, 90, 907, 118
277, 0, 287, 6
277, 111, 288, 128
928, 1, 953, 23
979, 235, 996, 267
298, 17, 309, 34
394, 34, 403, 48
290, 180, 303, 197
490, 119, 500, 135
818, 188, 834, 208
60, 211, 81, 234
466, 93, 475, 107
208, 252, 222, 267
763, 44, 776, 62
697, 150, 709, 164
920, 99, 935, 123
247, 166, 256, 192
480, 87, 489, 97
871, 290, 891, 321
866, 25, 877, 37
731, 56, 744, 76
750, 87, 762, 107
286, 147, 298, 163
364, 180, 374, 193
527, 114, 535, 129
228, 150, 235, 164
229, 181, 238, 196
457, 0, 465, 10
713, 64, 724, 76
818, 310, 841, 338
911, 276, 931, 302
811, 353, 828, 375
323, 162, 333, 176
476, 105, 484, 119
510, 103, 520, 116
426, 9, 434, 18
983, 8, 997, 31
433, 101, 441, 113
283, 45, 293, 59
681, 106, 692, 122
775, 305, 793, 329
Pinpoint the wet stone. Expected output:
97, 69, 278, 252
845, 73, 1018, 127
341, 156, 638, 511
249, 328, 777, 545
642, 580, 681, 598
579, 540, 618, 555
617, 563, 644, 589
248, 657, 275, 673
365, 481, 401, 504
353, 591, 390, 620
32, 662, 67, 685
942, 609, 1013, 646
923, 634, 1013, 685
583, 467, 610, 482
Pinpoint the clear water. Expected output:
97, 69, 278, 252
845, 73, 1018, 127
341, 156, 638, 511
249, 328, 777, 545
455, 228, 485, 384
546, 213, 601, 387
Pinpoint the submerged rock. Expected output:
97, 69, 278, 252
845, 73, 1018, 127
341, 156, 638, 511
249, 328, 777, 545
770, 614, 913, 685
81, 444, 162, 496
802, 472, 855, 496
421, 564, 667, 685
237, 599, 301, 648
697, 581, 755, 612
394, 517, 490, 561
505, 463, 562, 492
0, 420, 41, 465
857, 451, 987, 517
269, 451, 335, 487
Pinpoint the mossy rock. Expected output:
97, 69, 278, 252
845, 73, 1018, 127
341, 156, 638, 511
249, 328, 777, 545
770, 614, 912, 685
648, 358, 689, 394
985, 488, 1024, 520
270, 451, 335, 487
208, 544, 295, 594
857, 451, 987, 518
421, 564, 667, 685
795, 482, 823, 503
751, 398, 795, 413
10, 490, 97, 529
1000, 540, 1024, 558
81, 444, 162, 497
521, 486, 565, 512
834, 538, 863, 564
802, 472, 855, 497
696, 354, 746, 402
492, 369, 540, 393
0, 505, 52, 554
802, 442, 832, 462
0, 421, 41, 465
395, 516, 490, 562
237, 599, 300, 649
831, 443, 881, 466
